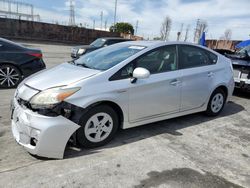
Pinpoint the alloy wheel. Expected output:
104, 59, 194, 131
0, 65, 20, 88
211, 93, 224, 113
84, 112, 113, 143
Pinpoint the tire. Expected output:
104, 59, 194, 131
205, 88, 226, 116
76, 105, 119, 148
0, 64, 22, 89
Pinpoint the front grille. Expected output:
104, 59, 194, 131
17, 97, 31, 109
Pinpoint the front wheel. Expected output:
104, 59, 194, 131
205, 88, 226, 116
76, 105, 119, 148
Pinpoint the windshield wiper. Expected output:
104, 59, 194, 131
68, 59, 76, 64
75, 63, 91, 69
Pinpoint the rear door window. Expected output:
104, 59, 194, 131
178, 45, 217, 69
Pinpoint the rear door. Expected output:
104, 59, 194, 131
177, 45, 218, 111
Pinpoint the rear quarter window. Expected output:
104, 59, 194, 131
207, 51, 218, 64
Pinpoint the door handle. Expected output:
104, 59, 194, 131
208, 72, 214, 77
116, 89, 127, 93
170, 79, 181, 86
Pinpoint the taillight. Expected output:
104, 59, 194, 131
28, 53, 43, 58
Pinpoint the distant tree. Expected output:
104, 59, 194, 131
193, 19, 208, 43
224, 29, 232, 40
219, 29, 232, 40
110, 22, 134, 34
160, 16, 172, 40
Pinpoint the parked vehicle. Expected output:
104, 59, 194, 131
11, 41, 234, 159
215, 46, 250, 91
213, 49, 234, 56
71, 37, 132, 59
0, 38, 45, 89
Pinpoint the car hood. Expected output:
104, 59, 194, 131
231, 59, 250, 68
73, 45, 98, 50
25, 63, 101, 90
226, 54, 250, 67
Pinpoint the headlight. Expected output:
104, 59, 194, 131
30, 87, 80, 109
77, 48, 86, 54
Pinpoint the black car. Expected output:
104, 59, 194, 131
0, 38, 45, 89
213, 49, 234, 56
225, 46, 250, 91
71, 37, 133, 59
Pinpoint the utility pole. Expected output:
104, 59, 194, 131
31, 4, 34, 21
100, 11, 103, 30
177, 23, 184, 41
69, 0, 75, 26
114, 0, 117, 27
194, 19, 200, 43
104, 20, 107, 31
184, 24, 190, 41
135, 20, 139, 35
93, 19, 95, 29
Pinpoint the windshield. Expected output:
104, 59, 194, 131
90, 38, 106, 47
74, 43, 146, 70
238, 45, 250, 55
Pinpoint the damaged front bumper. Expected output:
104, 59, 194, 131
233, 69, 250, 90
11, 98, 80, 159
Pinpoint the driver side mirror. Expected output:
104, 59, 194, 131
131, 67, 150, 83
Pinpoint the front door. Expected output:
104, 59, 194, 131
128, 45, 181, 122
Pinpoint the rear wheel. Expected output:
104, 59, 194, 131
0, 64, 22, 89
76, 105, 119, 148
205, 88, 226, 116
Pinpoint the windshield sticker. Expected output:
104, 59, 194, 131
128, 46, 146, 50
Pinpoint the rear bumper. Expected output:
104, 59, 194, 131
11, 98, 80, 159
21, 59, 46, 77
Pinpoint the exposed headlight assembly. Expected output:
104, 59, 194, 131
77, 48, 86, 54
30, 87, 80, 109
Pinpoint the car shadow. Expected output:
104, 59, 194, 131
64, 101, 244, 159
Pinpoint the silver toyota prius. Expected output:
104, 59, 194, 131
11, 41, 234, 159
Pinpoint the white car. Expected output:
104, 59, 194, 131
11, 41, 234, 159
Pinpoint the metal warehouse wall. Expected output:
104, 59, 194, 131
0, 18, 120, 44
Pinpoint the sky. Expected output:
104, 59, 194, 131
5, 0, 250, 41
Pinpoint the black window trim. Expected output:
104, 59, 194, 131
109, 44, 178, 81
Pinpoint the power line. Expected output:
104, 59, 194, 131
0, 0, 40, 21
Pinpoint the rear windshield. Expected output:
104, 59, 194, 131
74, 43, 146, 70
0, 38, 24, 49
90, 38, 106, 48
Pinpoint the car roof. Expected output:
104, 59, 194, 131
100, 37, 132, 41
120, 40, 203, 47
